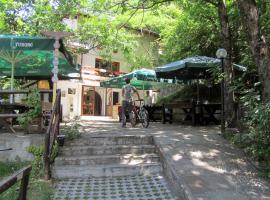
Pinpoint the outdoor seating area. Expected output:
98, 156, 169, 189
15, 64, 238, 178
2, 2, 270, 200
0, 89, 53, 133
101, 58, 238, 126
0, 35, 79, 134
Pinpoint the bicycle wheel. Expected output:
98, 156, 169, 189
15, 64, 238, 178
140, 109, 149, 128
130, 111, 137, 127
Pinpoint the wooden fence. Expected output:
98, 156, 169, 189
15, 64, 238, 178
44, 89, 61, 180
0, 165, 32, 200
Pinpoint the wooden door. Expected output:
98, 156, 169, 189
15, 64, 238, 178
81, 86, 95, 116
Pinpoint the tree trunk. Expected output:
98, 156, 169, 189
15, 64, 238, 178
217, 0, 236, 127
237, 0, 270, 101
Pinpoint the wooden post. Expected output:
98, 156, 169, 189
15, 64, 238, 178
18, 173, 30, 200
44, 131, 51, 180
162, 104, 166, 124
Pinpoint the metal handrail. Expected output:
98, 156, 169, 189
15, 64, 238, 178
44, 89, 61, 180
0, 165, 32, 200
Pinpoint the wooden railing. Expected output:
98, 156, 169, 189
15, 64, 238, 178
44, 89, 61, 180
0, 165, 32, 200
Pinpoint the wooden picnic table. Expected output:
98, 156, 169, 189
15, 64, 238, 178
0, 103, 28, 133
185, 102, 221, 125
160, 100, 221, 126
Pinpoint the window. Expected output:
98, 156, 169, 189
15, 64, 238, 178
95, 58, 120, 72
111, 62, 120, 72
113, 92, 119, 105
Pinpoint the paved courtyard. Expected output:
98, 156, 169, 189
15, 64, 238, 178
54, 117, 270, 200
53, 174, 175, 200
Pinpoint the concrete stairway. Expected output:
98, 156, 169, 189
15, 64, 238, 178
52, 135, 162, 179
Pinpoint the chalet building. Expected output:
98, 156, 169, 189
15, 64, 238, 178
58, 16, 159, 120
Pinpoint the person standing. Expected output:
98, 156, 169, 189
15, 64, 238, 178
144, 91, 152, 106
121, 78, 140, 127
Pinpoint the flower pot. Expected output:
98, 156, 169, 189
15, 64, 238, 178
57, 135, 65, 146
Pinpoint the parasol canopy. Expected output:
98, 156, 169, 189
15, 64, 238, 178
155, 56, 246, 80
0, 35, 79, 80
100, 68, 158, 90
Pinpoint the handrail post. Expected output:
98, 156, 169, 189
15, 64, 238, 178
44, 131, 51, 180
44, 89, 61, 180
18, 172, 30, 200
0, 165, 31, 200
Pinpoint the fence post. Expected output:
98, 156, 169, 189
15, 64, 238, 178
44, 131, 51, 180
18, 173, 30, 200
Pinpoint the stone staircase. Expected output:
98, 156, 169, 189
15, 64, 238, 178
52, 135, 162, 179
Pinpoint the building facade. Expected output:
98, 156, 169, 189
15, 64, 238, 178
58, 16, 159, 120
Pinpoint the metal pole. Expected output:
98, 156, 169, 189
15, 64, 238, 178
105, 88, 107, 116
52, 38, 60, 103
10, 51, 15, 103
221, 58, 225, 134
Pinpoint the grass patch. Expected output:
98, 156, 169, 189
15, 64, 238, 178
0, 160, 30, 179
0, 161, 53, 200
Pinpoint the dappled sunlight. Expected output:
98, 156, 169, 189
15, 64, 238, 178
190, 149, 220, 159
191, 170, 201, 176
60, 119, 270, 199
172, 154, 183, 161
192, 158, 226, 174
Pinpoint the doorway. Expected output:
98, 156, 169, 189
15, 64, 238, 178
81, 86, 95, 116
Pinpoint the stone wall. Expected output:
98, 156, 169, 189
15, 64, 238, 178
0, 133, 44, 161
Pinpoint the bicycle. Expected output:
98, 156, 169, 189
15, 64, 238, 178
130, 99, 149, 128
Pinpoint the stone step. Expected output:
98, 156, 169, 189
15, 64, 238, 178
66, 135, 154, 146
59, 145, 157, 156
52, 163, 162, 178
54, 153, 160, 166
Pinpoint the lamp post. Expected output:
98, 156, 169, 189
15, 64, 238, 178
41, 31, 72, 103
216, 48, 227, 135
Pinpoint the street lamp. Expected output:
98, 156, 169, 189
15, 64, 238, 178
216, 48, 227, 135
41, 32, 72, 102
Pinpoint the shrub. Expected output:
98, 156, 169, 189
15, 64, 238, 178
235, 87, 270, 177
17, 88, 41, 131
61, 120, 81, 140
26, 143, 59, 177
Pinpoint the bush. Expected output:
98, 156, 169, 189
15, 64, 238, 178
61, 120, 81, 140
26, 143, 59, 177
27, 145, 45, 177
233, 88, 270, 177
17, 88, 41, 131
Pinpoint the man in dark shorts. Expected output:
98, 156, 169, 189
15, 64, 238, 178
121, 78, 140, 127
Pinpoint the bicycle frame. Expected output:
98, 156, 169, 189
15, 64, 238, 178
131, 100, 149, 128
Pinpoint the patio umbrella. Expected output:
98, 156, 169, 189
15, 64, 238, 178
100, 68, 157, 90
155, 56, 246, 80
100, 76, 156, 90
0, 35, 79, 89
155, 56, 246, 102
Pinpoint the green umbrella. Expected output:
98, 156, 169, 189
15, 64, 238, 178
0, 35, 79, 89
155, 56, 246, 80
100, 78, 156, 90
100, 68, 157, 90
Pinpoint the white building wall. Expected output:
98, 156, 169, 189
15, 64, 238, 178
60, 17, 159, 120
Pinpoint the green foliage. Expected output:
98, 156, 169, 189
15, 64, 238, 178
61, 120, 81, 140
0, 160, 53, 200
225, 86, 270, 177
26, 143, 59, 177
17, 88, 41, 130
156, 83, 220, 105
0, 159, 30, 178
26, 145, 45, 177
